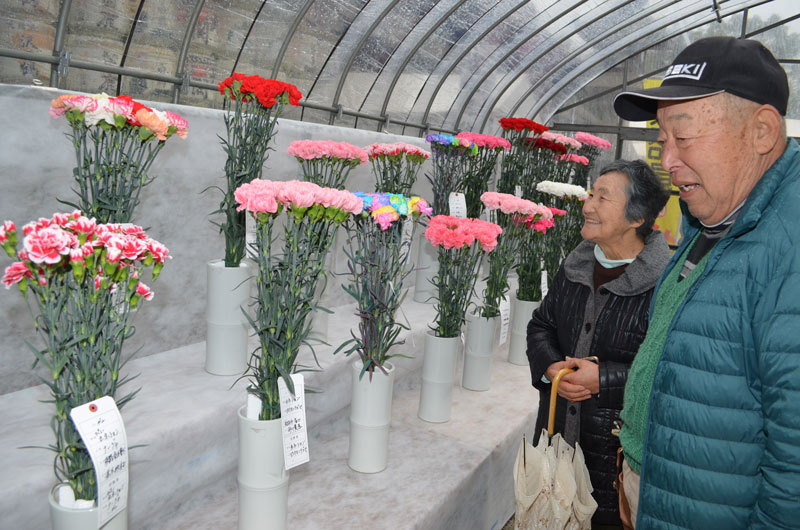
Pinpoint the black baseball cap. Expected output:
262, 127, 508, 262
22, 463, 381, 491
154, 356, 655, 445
614, 36, 789, 121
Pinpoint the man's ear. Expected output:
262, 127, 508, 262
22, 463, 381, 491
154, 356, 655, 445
752, 105, 783, 155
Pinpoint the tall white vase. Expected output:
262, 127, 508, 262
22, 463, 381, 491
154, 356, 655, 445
48, 484, 127, 530
462, 313, 497, 391
418, 331, 460, 423
413, 242, 438, 303
507, 295, 540, 366
348, 360, 395, 474
237, 406, 289, 530
206, 260, 253, 375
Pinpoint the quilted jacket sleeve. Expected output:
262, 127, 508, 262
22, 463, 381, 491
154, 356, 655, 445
749, 246, 800, 529
526, 267, 567, 391
597, 361, 629, 410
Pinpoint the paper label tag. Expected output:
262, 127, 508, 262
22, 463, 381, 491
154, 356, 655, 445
449, 192, 467, 218
70, 396, 128, 527
498, 297, 511, 346
278, 374, 310, 470
541, 270, 549, 299
515, 185, 523, 198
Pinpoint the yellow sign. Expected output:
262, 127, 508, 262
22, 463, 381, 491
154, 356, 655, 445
643, 78, 682, 247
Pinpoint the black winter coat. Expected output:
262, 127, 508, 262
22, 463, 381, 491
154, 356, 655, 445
526, 233, 670, 526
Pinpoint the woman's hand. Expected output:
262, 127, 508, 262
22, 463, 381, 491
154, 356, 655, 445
546, 360, 592, 402
562, 356, 600, 397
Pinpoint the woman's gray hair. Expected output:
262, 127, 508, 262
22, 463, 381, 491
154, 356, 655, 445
595, 159, 670, 239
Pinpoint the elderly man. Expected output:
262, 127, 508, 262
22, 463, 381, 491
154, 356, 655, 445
612, 36, 800, 529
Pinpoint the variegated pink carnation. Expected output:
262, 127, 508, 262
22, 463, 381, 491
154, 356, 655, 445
2, 261, 32, 288
541, 131, 582, 151
23, 226, 75, 265
164, 110, 188, 139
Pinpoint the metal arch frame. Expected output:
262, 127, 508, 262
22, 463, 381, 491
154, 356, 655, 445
230, 1, 269, 77
408, 0, 527, 136
462, 0, 637, 133
376, 0, 471, 130
49, 0, 73, 86
473, 0, 685, 132
540, 7, 800, 120
446, 0, 592, 133
325, 0, 402, 125
271, 0, 317, 79
172, 0, 206, 104
516, 0, 775, 124
350, 0, 450, 131
115, 0, 147, 96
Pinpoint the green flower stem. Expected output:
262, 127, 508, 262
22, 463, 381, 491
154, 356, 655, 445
297, 157, 358, 190
427, 144, 472, 216
247, 209, 340, 421
433, 243, 484, 338
219, 98, 284, 267
371, 155, 425, 196
481, 212, 526, 317
463, 148, 502, 219
339, 216, 418, 375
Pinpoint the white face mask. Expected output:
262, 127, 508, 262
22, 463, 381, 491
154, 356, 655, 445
594, 244, 635, 269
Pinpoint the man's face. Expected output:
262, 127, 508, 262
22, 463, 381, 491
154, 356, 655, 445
656, 95, 760, 225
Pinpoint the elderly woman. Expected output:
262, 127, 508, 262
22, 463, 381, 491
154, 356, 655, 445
526, 159, 670, 529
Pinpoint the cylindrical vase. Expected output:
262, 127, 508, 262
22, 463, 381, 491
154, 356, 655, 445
418, 331, 460, 423
348, 360, 395, 474
413, 242, 438, 303
237, 406, 289, 530
462, 313, 497, 391
206, 260, 253, 375
508, 295, 540, 366
49, 483, 127, 530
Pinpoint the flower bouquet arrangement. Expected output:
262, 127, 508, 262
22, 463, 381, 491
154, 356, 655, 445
456, 132, 511, 218
216, 73, 302, 267
497, 117, 549, 196
0, 211, 169, 504
536, 181, 589, 282
337, 193, 432, 379
234, 179, 362, 420
364, 142, 430, 196
479, 192, 552, 317
425, 215, 502, 337
287, 140, 369, 190
516, 209, 560, 302
50, 93, 187, 224
573, 131, 612, 186
424, 134, 478, 215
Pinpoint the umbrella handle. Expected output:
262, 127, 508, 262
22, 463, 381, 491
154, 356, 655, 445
547, 357, 599, 435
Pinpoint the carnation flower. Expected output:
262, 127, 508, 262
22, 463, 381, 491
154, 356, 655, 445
535, 180, 589, 199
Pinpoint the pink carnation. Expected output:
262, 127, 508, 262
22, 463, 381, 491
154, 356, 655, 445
136, 281, 154, 301
425, 216, 501, 252
541, 131, 582, 150
235, 179, 280, 214
456, 132, 511, 150
0, 220, 15, 243
574, 132, 612, 150
557, 154, 590, 165
65, 215, 97, 236
2, 261, 32, 288
144, 238, 171, 263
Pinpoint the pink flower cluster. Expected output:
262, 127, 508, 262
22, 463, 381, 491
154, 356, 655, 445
455, 132, 511, 150
541, 131, 582, 150
50, 93, 188, 141
557, 154, 590, 165
574, 132, 612, 150
287, 140, 368, 164
425, 215, 503, 252
2, 211, 168, 297
235, 179, 363, 216
480, 192, 554, 218
364, 142, 431, 159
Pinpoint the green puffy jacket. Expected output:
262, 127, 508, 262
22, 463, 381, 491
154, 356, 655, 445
638, 139, 800, 529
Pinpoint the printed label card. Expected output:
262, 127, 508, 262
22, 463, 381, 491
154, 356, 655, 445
278, 374, 310, 470
448, 192, 467, 218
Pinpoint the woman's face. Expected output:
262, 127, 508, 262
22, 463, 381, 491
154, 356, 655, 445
581, 171, 642, 247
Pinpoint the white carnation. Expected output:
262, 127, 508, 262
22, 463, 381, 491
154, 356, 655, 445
535, 180, 588, 199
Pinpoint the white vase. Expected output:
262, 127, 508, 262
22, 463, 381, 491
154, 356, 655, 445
205, 260, 253, 375
418, 331, 460, 423
462, 313, 497, 391
507, 295, 540, 366
413, 242, 438, 303
48, 483, 127, 530
237, 406, 289, 530
348, 360, 395, 474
